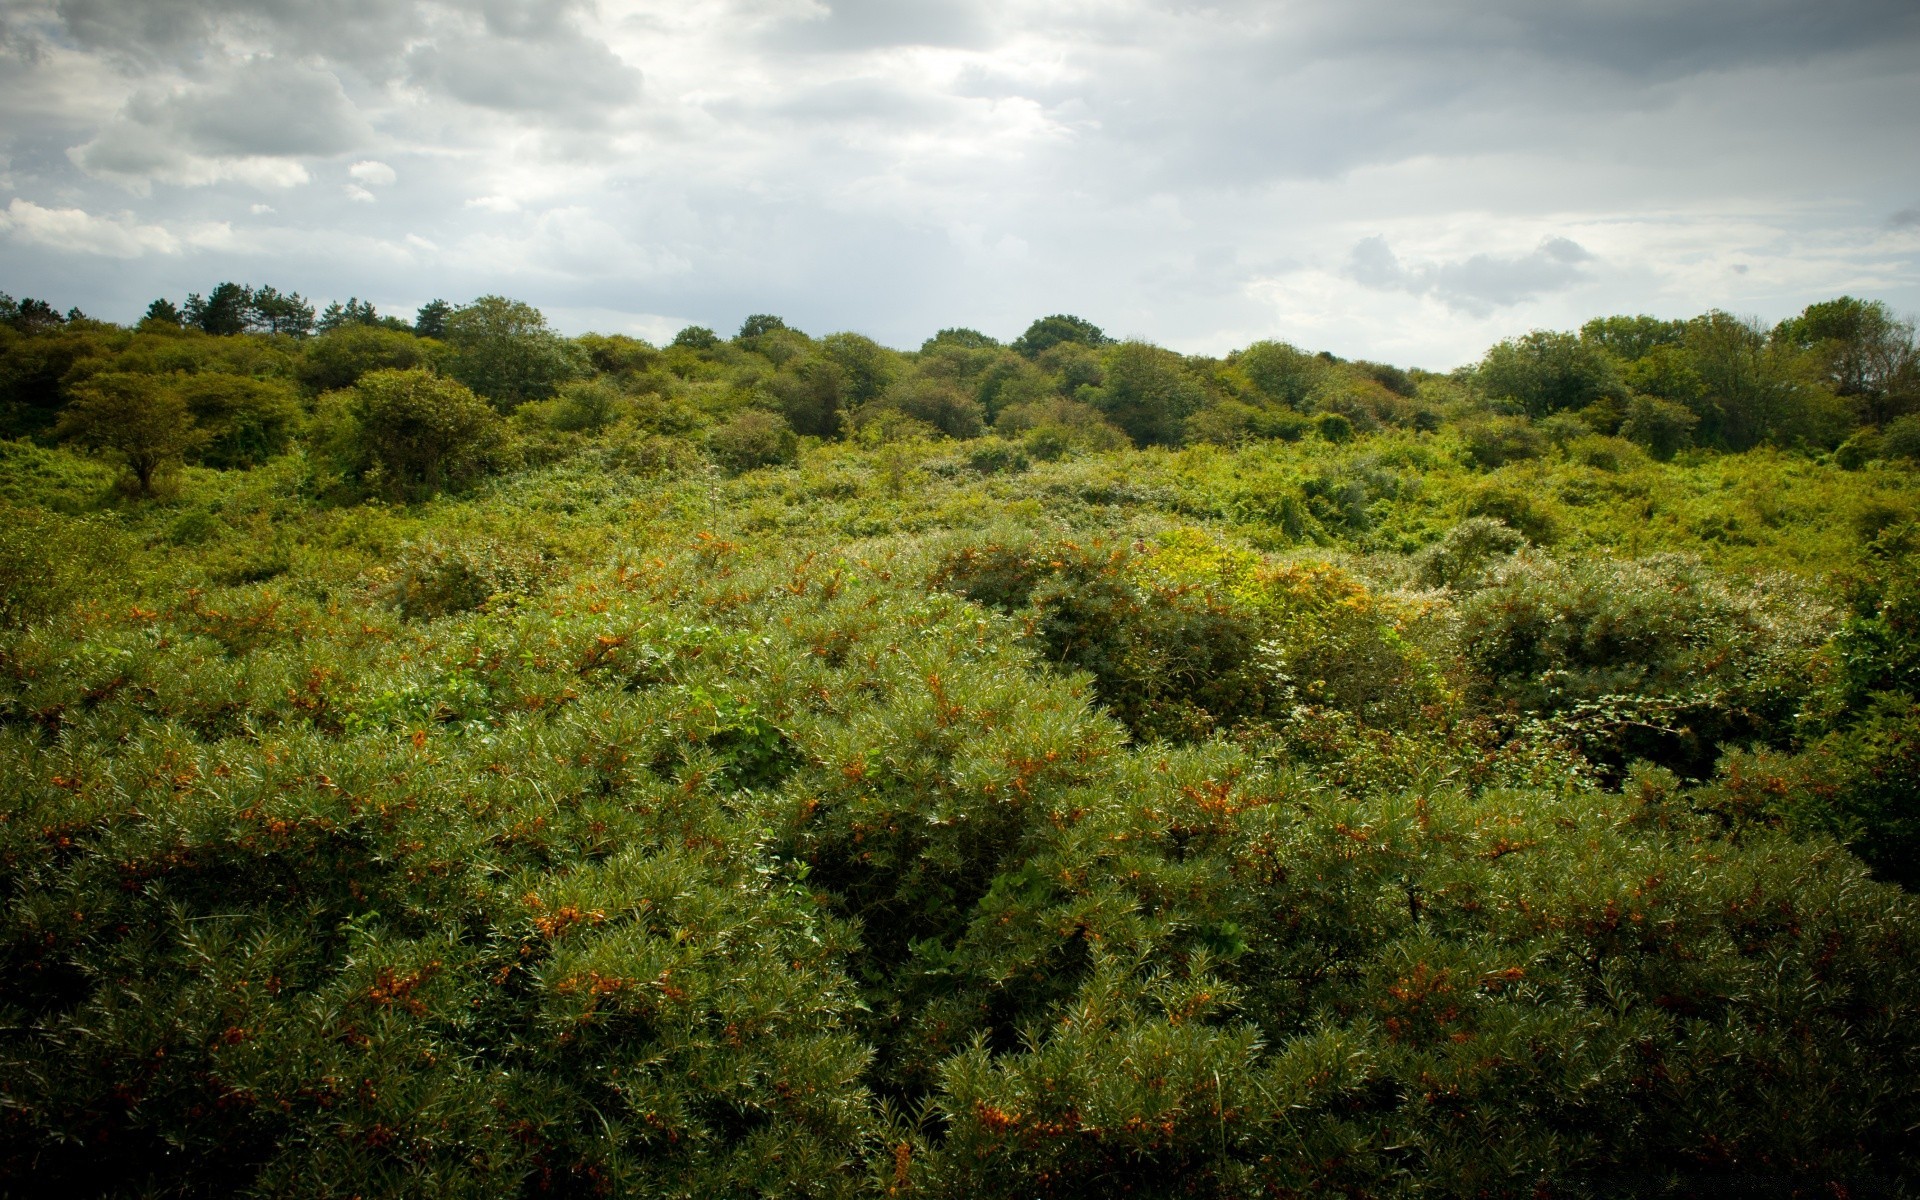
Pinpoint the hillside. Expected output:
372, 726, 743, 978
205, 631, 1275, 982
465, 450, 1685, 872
2, 291, 1918, 1197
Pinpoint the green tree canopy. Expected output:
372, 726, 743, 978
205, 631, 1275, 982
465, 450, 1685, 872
442, 296, 582, 410
345, 368, 508, 499
55, 371, 202, 494
1477, 330, 1622, 417
1090, 341, 1205, 447
1012, 314, 1110, 358
175, 373, 303, 469
1233, 340, 1325, 408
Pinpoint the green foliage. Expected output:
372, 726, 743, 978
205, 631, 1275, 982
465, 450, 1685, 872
1089, 342, 1205, 447
176, 374, 303, 468
338, 369, 511, 499
1011, 314, 1110, 358
708, 409, 798, 474
1457, 552, 1827, 775
5, 291, 1920, 1197
300, 325, 435, 393
442, 296, 583, 409
56, 371, 203, 495
1883, 414, 1920, 460
382, 536, 550, 620
1619, 393, 1699, 461
1478, 330, 1622, 417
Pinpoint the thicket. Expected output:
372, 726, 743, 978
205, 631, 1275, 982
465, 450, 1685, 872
1, 287, 1917, 1197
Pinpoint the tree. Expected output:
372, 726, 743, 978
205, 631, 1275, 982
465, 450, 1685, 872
143, 299, 183, 327
1775, 297, 1919, 427
442, 296, 582, 410
737, 314, 790, 340
1089, 341, 1204, 447
818, 332, 895, 409
921, 327, 1000, 352
1580, 314, 1687, 361
56, 372, 202, 495
185, 283, 251, 335
768, 357, 848, 437
346, 369, 508, 499
247, 286, 315, 337
300, 325, 434, 393
1682, 310, 1848, 449
175, 374, 303, 468
671, 325, 720, 351
317, 298, 381, 334
1477, 330, 1622, 417
1011, 314, 1109, 358
1619, 393, 1698, 461
875, 379, 984, 439
414, 299, 453, 340
2, 296, 67, 332
1233, 340, 1324, 408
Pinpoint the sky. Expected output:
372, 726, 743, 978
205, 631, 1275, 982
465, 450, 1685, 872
0, 0, 1916, 369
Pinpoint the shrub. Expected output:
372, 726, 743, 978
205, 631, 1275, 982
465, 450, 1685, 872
932, 530, 1447, 742
383, 536, 550, 620
175, 373, 303, 468
1412, 516, 1527, 589
1834, 428, 1883, 469
1883, 413, 1920, 461
1314, 411, 1353, 443
299, 324, 434, 392
1619, 393, 1699, 460
0, 506, 114, 628
1458, 414, 1546, 468
343, 369, 509, 500
707, 408, 797, 473
1458, 552, 1828, 775
1465, 484, 1558, 543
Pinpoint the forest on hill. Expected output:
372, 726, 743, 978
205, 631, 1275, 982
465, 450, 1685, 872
2, 285, 1918, 1197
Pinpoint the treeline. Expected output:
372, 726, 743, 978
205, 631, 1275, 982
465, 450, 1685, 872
3, 286, 1916, 503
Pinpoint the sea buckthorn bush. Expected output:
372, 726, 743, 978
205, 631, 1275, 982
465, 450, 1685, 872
3, 294, 1919, 1197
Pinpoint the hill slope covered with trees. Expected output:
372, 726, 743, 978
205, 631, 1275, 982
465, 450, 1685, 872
2, 287, 1918, 1197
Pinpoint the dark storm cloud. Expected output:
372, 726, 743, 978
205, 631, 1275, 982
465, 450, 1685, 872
1348, 235, 1595, 315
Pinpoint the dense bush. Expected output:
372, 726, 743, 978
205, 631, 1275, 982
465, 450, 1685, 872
708, 409, 799, 473
1457, 552, 1828, 775
333, 369, 510, 499
4, 291, 1920, 1197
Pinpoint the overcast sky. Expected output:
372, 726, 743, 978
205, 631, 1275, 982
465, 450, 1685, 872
1, 0, 1916, 367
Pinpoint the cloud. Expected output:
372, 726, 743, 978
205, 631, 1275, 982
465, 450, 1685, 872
405, 5, 640, 119
764, 0, 993, 51
349, 159, 396, 185
0, 198, 179, 256
1347, 235, 1596, 315
0, 0, 1914, 362
69, 57, 367, 189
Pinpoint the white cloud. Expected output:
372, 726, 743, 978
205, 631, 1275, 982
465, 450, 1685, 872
0, 0, 1913, 357
349, 160, 398, 186
0, 199, 179, 257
